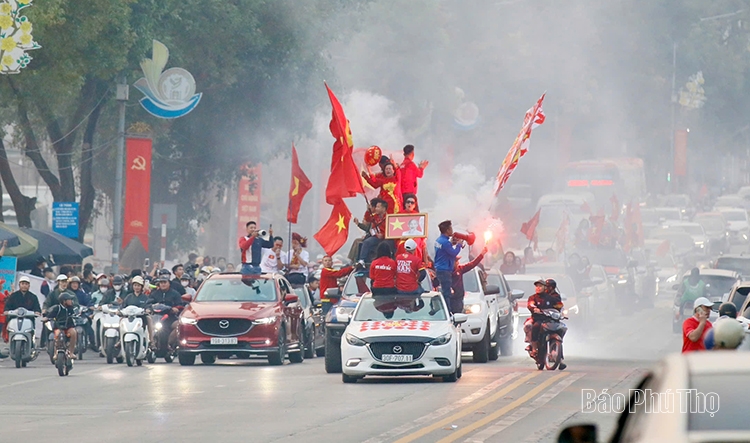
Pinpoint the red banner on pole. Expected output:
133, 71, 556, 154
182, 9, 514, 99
237, 164, 262, 237
123, 137, 153, 251
674, 129, 688, 177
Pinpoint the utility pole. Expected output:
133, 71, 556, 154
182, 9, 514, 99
112, 75, 128, 274
669, 41, 677, 192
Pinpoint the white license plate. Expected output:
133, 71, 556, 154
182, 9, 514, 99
381, 354, 412, 363
210, 337, 238, 345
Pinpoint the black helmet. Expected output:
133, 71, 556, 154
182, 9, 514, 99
545, 279, 557, 290
60, 293, 76, 302
718, 302, 738, 318
158, 268, 171, 276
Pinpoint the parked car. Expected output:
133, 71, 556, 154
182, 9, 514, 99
484, 269, 524, 355
177, 273, 305, 366
651, 207, 684, 223
671, 269, 741, 333
662, 222, 709, 256
693, 212, 730, 254
725, 281, 750, 313
714, 194, 746, 210
460, 268, 501, 362
717, 208, 750, 246
660, 194, 694, 218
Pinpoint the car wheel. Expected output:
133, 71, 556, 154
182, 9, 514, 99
443, 368, 459, 382
457, 362, 462, 379
303, 327, 315, 359
472, 326, 490, 363
268, 327, 286, 366
324, 329, 342, 373
201, 353, 216, 365
488, 324, 500, 361
315, 346, 325, 357
178, 352, 196, 366
342, 373, 358, 383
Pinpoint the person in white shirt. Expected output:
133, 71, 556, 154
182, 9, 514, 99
282, 233, 309, 285
260, 237, 284, 274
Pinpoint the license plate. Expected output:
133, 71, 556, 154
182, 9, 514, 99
210, 337, 238, 345
381, 354, 412, 363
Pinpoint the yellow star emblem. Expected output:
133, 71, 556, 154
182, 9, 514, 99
335, 213, 347, 233
291, 176, 300, 196
390, 218, 404, 231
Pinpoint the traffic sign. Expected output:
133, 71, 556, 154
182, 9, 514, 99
52, 202, 79, 238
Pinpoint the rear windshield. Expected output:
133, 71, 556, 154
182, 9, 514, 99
196, 278, 277, 302
689, 374, 746, 431
721, 211, 747, 221
572, 249, 628, 268
716, 258, 750, 275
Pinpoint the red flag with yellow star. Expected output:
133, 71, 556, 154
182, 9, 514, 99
314, 198, 352, 256
287, 144, 313, 224
325, 83, 364, 205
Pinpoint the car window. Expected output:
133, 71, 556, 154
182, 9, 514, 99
729, 291, 747, 311
721, 210, 747, 221
485, 274, 509, 298
293, 287, 310, 308
715, 258, 750, 276
462, 270, 480, 293
195, 278, 278, 302
506, 280, 534, 300
689, 374, 744, 431
590, 266, 607, 281
353, 294, 448, 321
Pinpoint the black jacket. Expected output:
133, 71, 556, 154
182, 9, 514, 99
170, 279, 186, 295
528, 291, 563, 320
100, 288, 124, 306
122, 293, 153, 309
5, 290, 42, 313
150, 289, 182, 307
46, 304, 77, 330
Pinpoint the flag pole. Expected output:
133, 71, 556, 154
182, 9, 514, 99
287, 220, 292, 274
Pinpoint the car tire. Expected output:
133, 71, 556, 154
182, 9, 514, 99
268, 327, 286, 366
457, 361, 462, 379
472, 327, 490, 363
315, 346, 325, 357
178, 352, 196, 366
289, 348, 304, 364
443, 368, 459, 383
201, 353, 216, 365
303, 328, 315, 359
324, 330, 342, 373
342, 373, 358, 383
488, 323, 500, 361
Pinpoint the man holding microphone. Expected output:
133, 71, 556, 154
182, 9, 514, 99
434, 220, 463, 314
239, 221, 274, 276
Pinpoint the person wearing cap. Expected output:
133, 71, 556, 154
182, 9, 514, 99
399, 144, 428, 196
42, 292, 79, 359
434, 220, 463, 311
396, 239, 427, 295
449, 247, 488, 313
682, 297, 714, 353
362, 155, 402, 215
122, 276, 155, 343
4, 276, 42, 343
525, 279, 566, 369
43, 275, 77, 311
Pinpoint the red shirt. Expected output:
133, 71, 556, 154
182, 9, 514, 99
399, 157, 424, 195
396, 253, 423, 292
682, 317, 712, 353
320, 266, 352, 301
364, 211, 387, 239
370, 257, 396, 288
396, 238, 426, 262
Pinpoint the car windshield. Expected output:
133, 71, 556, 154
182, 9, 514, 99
353, 294, 448, 321
694, 217, 724, 233
505, 279, 535, 300
717, 196, 742, 207
669, 225, 704, 236
729, 287, 749, 311
721, 210, 747, 221
652, 233, 694, 252
640, 210, 659, 224
343, 269, 432, 297
715, 258, 750, 276
689, 374, 747, 431
654, 209, 681, 220
195, 278, 277, 302
663, 195, 689, 207
683, 275, 738, 298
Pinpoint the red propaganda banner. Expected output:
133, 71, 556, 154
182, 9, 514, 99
674, 129, 688, 177
237, 164, 262, 237
123, 137, 153, 251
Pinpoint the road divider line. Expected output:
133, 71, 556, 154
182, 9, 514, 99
462, 373, 584, 443
363, 372, 525, 443
0, 366, 111, 389
393, 372, 539, 443
435, 372, 568, 443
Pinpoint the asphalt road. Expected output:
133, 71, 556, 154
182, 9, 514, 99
0, 296, 681, 443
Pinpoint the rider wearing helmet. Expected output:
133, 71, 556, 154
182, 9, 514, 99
525, 279, 566, 369
704, 302, 743, 350
708, 317, 745, 350
43, 274, 78, 311
122, 276, 155, 344
42, 292, 79, 359
395, 239, 427, 295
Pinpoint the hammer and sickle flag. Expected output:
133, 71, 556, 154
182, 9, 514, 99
287, 144, 313, 224
324, 83, 364, 205
314, 198, 352, 256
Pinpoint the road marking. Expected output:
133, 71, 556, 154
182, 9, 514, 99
462, 373, 584, 443
0, 366, 111, 389
363, 372, 525, 443
393, 372, 539, 443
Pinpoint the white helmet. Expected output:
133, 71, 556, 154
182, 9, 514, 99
404, 239, 418, 252
713, 318, 745, 350
131, 276, 145, 286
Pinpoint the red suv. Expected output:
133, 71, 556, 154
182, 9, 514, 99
177, 273, 305, 366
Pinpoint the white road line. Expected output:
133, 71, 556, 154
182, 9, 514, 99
461, 373, 584, 443
0, 366, 112, 389
361, 372, 525, 443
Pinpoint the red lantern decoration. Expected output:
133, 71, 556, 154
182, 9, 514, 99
364, 146, 382, 166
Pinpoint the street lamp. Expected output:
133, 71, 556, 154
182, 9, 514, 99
112, 74, 128, 274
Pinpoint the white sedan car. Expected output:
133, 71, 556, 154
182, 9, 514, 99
340, 292, 467, 383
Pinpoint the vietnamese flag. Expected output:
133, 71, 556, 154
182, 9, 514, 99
324, 83, 364, 204
287, 144, 313, 224
314, 199, 352, 256
520, 209, 541, 241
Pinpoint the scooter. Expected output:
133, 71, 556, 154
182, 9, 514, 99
5, 308, 39, 368
92, 304, 105, 355
527, 309, 568, 371
101, 304, 124, 364
118, 305, 153, 367
73, 306, 91, 360
151, 303, 178, 363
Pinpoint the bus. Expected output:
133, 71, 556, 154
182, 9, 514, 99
562, 158, 647, 207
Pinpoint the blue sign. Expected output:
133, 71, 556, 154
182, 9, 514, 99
52, 202, 79, 238
0, 256, 17, 290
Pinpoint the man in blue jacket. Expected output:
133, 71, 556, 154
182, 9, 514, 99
434, 220, 463, 313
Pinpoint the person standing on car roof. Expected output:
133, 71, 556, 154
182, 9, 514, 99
370, 243, 397, 295
449, 247, 488, 314
395, 239, 426, 295
682, 297, 713, 353
434, 220, 463, 313
318, 255, 354, 302
238, 220, 274, 275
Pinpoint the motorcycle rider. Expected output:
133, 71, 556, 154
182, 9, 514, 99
100, 275, 125, 305
170, 264, 186, 295
180, 274, 196, 297
678, 268, 706, 305
524, 279, 566, 370
121, 276, 155, 344
43, 274, 77, 311
69, 276, 96, 349
150, 276, 182, 349
42, 292, 78, 359
3, 276, 42, 343
91, 278, 110, 307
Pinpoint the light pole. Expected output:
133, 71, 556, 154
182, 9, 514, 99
112, 75, 128, 274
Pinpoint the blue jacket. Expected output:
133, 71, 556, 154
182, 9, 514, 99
434, 234, 461, 272
73, 287, 92, 307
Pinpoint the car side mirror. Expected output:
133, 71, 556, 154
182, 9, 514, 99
452, 313, 468, 324
510, 289, 525, 300
557, 424, 597, 443
325, 288, 341, 299
485, 285, 500, 295
181, 294, 192, 303
284, 293, 299, 304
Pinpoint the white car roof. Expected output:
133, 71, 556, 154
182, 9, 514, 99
503, 274, 542, 282
676, 351, 750, 375
696, 269, 740, 278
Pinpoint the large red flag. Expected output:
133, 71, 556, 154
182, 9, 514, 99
287, 144, 312, 224
314, 199, 352, 256
123, 137, 152, 251
520, 209, 541, 241
325, 84, 364, 204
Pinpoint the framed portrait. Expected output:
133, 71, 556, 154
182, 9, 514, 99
386, 213, 428, 239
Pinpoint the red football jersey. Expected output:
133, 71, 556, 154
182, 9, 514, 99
370, 257, 397, 288
396, 253, 422, 292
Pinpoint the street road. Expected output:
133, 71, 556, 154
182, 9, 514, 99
0, 297, 680, 443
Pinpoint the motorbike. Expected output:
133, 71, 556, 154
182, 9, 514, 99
92, 304, 105, 355
101, 304, 124, 364
527, 308, 568, 371
150, 303, 178, 363
73, 306, 91, 360
53, 324, 73, 377
45, 320, 56, 364
118, 305, 153, 367
5, 308, 39, 368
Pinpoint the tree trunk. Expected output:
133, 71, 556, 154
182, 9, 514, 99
0, 138, 36, 227
78, 83, 106, 241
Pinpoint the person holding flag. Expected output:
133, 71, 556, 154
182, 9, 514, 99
362, 156, 402, 214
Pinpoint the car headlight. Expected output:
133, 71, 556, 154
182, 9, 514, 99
335, 307, 354, 319
345, 333, 366, 346
429, 332, 452, 346
464, 304, 482, 314
665, 274, 677, 284
252, 316, 277, 325
179, 317, 198, 325
155, 322, 163, 330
